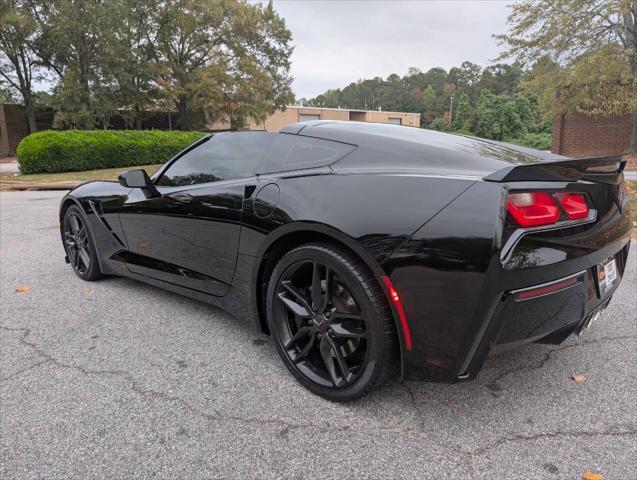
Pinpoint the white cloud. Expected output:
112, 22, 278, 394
272, 0, 512, 98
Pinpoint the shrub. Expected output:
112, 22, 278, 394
505, 132, 553, 151
17, 130, 208, 174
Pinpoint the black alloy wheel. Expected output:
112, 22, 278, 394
268, 243, 398, 401
63, 206, 102, 281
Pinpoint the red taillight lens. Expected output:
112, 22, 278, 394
555, 193, 589, 220
507, 192, 560, 227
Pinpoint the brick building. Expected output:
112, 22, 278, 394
551, 112, 632, 158
208, 106, 420, 131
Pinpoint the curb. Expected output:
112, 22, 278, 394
0, 181, 80, 191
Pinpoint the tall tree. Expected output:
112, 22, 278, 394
0, 0, 39, 132
149, 0, 293, 130
496, 0, 637, 151
29, 0, 118, 128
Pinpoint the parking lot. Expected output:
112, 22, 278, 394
1, 190, 635, 479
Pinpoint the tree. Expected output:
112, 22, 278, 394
452, 92, 471, 131
104, 0, 165, 129
496, 0, 637, 151
149, 0, 293, 130
0, 0, 40, 132
29, 0, 120, 128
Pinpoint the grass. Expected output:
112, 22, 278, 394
0, 164, 162, 185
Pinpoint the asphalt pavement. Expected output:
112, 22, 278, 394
1, 190, 635, 480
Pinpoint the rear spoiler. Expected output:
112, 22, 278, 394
484, 155, 626, 184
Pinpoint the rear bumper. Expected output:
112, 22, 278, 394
457, 240, 631, 380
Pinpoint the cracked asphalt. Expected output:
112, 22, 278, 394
1, 190, 636, 480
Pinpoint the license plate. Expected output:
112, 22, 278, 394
596, 257, 618, 297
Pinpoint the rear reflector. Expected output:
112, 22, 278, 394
507, 192, 560, 227
555, 193, 589, 220
380, 275, 413, 351
515, 276, 578, 301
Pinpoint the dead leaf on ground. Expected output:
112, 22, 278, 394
571, 373, 587, 382
582, 471, 604, 480
446, 399, 456, 408
138, 240, 151, 251
0, 250, 5, 256
15, 284, 32, 293
81, 287, 92, 294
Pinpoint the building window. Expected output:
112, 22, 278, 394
299, 114, 320, 122
387, 118, 402, 125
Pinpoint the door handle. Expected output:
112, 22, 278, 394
165, 193, 194, 204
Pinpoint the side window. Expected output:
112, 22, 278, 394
256, 134, 356, 175
157, 132, 275, 187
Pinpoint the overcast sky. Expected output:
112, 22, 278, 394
272, 0, 513, 99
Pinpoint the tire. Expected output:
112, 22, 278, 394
62, 205, 103, 281
267, 243, 399, 401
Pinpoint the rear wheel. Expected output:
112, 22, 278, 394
63, 206, 102, 281
267, 243, 398, 401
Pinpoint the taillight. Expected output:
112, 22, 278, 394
506, 192, 560, 227
555, 193, 589, 220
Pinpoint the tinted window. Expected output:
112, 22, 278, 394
256, 133, 356, 175
157, 132, 275, 187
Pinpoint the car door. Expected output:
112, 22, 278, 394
118, 131, 275, 296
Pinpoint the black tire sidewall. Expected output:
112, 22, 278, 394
267, 243, 392, 401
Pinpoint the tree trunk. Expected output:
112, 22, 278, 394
135, 116, 142, 130
23, 94, 37, 134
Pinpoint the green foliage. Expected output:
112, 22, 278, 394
20, 0, 293, 131
451, 92, 471, 131
497, 0, 636, 150
505, 132, 552, 150
473, 90, 539, 141
17, 130, 206, 174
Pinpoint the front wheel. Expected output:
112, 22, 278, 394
62, 205, 102, 281
267, 243, 398, 401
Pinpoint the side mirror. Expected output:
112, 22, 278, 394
118, 169, 159, 197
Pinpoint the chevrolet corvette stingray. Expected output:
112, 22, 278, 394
59, 121, 631, 401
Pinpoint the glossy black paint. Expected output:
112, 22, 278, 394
59, 121, 632, 382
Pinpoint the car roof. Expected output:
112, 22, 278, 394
280, 120, 566, 178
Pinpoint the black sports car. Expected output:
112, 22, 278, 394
60, 121, 632, 401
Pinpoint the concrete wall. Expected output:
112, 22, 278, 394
552, 112, 632, 157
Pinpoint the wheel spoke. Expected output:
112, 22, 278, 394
311, 262, 322, 310
282, 281, 313, 314
277, 292, 310, 318
78, 247, 90, 270
72, 247, 81, 268
330, 323, 367, 339
64, 232, 76, 247
69, 214, 80, 234
284, 326, 312, 349
320, 267, 332, 312
319, 335, 340, 385
293, 333, 316, 363
332, 312, 363, 322
326, 335, 350, 381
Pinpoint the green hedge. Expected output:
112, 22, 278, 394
17, 130, 208, 174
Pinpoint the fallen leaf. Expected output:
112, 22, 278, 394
571, 373, 587, 382
582, 471, 604, 480
15, 284, 32, 293
0, 250, 5, 256
446, 399, 456, 408
81, 287, 92, 294
138, 240, 151, 251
